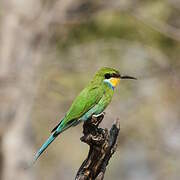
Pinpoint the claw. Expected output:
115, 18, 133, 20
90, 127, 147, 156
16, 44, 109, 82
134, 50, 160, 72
92, 112, 105, 119
91, 112, 105, 126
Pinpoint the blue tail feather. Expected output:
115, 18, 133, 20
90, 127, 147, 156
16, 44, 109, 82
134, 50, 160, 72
33, 119, 77, 164
33, 133, 56, 163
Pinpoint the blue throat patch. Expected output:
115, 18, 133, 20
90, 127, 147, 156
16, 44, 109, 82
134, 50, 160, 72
104, 79, 114, 90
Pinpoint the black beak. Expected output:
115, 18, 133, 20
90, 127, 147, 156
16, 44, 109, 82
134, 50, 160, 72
120, 75, 137, 80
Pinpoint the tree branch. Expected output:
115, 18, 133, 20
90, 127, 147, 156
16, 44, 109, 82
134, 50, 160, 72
75, 113, 120, 180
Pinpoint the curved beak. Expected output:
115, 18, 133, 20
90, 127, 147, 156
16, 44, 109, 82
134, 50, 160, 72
120, 75, 137, 80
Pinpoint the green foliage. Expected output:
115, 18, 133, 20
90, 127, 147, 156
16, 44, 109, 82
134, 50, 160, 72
56, 10, 179, 62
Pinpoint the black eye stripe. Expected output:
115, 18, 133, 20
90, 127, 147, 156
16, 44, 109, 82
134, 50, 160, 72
104, 73, 111, 79
112, 73, 120, 78
104, 73, 120, 79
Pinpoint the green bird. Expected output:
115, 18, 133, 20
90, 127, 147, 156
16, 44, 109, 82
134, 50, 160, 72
34, 67, 136, 162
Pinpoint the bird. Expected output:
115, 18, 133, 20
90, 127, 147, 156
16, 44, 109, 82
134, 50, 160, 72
33, 67, 136, 163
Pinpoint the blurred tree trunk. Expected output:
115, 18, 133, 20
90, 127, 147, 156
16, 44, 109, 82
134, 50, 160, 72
0, 138, 2, 180
0, 0, 44, 179
0, 0, 109, 179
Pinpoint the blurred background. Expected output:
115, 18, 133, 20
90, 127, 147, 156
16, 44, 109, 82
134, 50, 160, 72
0, 0, 180, 180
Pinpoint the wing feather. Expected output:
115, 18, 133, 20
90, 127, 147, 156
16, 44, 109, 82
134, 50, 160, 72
64, 84, 103, 124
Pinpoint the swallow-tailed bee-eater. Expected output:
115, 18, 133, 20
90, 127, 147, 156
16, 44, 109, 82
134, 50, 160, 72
34, 67, 136, 163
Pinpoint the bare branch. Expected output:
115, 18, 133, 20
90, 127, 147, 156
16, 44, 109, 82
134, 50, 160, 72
75, 114, 120, 180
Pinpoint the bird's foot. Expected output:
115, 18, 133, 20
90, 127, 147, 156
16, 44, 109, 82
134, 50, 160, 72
92, 112, 105, 119
92, 112, 105, 126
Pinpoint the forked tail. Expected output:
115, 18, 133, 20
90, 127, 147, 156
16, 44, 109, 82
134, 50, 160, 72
33, 131, 59, 163
33, 118, 78, 164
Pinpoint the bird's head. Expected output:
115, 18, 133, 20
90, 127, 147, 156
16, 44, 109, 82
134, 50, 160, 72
94, 67, 137, 90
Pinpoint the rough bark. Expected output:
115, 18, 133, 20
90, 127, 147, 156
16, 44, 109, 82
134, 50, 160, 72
75, 113, 120, 180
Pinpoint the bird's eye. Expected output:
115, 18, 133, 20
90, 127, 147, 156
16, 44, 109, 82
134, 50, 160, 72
104, 73, 111, 79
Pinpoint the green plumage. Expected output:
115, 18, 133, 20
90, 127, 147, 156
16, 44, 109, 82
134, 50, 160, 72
34, 67, 120, 163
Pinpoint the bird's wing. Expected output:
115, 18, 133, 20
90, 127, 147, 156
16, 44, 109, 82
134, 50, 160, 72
51, 84, 104, 133
34, 85, 104, 162
62, 84, 104, 125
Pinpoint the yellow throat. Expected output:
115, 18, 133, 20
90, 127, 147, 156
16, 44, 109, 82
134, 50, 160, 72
110, 77, 120, 88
